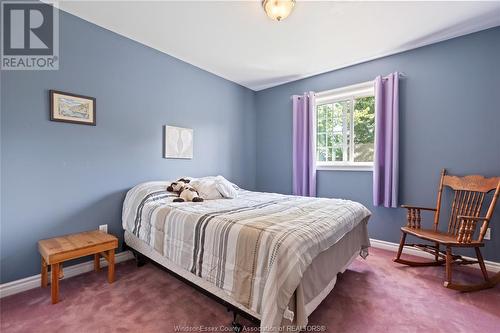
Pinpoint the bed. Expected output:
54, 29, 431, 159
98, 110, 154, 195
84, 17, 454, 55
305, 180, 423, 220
122, 181, 371, 332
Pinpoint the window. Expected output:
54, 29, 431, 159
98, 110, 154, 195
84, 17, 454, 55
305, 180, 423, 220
315, 82, 375, 171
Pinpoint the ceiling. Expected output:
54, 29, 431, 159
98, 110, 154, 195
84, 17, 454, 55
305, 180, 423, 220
52, 1, 500, 91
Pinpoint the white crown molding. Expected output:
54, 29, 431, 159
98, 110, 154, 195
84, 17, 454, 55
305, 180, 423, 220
0, 251, 134, 298
370, 238, 500, 273
42, 1, 500, 91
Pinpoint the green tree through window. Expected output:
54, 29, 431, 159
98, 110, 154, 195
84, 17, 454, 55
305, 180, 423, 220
353, 96, 375, 162
316, 91, 374, 166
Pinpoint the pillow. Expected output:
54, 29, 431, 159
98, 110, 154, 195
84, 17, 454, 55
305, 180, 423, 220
190, 177, 223, 200
216, 176, 238, 199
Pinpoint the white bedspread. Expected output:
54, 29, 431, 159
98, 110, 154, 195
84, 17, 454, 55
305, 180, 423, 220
122, 181, 371, 332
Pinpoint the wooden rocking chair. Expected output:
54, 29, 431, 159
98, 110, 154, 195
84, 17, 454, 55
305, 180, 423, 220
394, 169, 500, 291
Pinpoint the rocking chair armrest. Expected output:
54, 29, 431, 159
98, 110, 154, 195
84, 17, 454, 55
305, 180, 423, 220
401, 205, 436, 229
456, 215, 489, 222
401, 205, 437, 212
456, 216, 490, 243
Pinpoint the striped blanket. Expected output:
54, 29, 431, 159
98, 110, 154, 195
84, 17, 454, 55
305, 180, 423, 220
122, 181, 371, 331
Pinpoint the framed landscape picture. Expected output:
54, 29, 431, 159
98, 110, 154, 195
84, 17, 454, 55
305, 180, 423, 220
50, 90, 96, 125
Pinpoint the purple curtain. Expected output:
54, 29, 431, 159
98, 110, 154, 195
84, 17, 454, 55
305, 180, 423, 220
373, 72, 399, 208
292, 92, 316, 197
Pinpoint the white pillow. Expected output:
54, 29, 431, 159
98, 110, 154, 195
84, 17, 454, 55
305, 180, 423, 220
190, 177, 223, 200
216, 176, 238, 199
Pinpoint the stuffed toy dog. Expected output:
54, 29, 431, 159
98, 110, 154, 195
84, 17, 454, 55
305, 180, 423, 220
167, 178, 204, 202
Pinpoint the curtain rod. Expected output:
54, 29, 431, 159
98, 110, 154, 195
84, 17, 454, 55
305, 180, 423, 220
384, 72, 407, 79
291, 72, 407, 100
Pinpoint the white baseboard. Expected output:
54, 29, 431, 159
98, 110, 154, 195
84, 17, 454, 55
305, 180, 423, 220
2, 240, 499, 299
0, 251, 134, 298
370, 238, 500, 273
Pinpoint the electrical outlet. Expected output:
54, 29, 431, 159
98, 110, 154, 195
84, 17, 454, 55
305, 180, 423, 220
484, 228, 491, 240
99, 224, 108, 233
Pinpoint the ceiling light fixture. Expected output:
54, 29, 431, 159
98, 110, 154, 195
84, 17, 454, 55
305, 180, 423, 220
262, 0, 296, 22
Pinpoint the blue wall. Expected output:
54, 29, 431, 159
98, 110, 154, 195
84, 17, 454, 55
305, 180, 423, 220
2, 8, 499, 285
255, 27, 500, 262
0, 9, 256, 283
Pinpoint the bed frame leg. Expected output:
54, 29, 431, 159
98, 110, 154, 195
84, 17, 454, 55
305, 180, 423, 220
231, 311, 243, 333
122, 242, 147, 267
130, 249, 147, 267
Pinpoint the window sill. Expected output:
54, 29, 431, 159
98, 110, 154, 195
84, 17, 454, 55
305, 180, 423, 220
316, 164, 373, 172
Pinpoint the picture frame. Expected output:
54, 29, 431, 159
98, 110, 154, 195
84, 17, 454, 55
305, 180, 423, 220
163, 125, 193, 159
49, 90, 96, 126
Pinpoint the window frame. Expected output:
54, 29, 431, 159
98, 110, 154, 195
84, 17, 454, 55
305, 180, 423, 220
314, 81, 375, 172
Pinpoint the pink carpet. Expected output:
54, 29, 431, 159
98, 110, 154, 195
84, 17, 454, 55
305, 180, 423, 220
1, 248, 499, 332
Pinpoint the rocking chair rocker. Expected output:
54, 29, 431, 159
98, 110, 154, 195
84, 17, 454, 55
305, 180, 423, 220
394, 169, 500, 291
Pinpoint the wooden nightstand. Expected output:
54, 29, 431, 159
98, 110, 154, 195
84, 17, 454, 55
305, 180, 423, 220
38, 230, 118, 304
